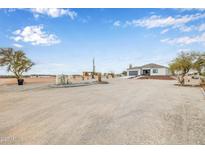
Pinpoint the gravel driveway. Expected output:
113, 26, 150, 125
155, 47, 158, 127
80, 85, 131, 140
0, 79, 204, 144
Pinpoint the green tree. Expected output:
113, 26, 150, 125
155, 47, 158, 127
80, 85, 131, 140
169, 52, 193, 86
192, 52, 205, 75
122, 71, 127, 76
0, 48, 34, 85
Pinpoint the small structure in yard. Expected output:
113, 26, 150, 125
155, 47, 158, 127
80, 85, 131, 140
82, 71, 101, 80
52, 73, 107, 88
56, 75, 72, 85
104, 72, 115, 79
82, 57, 102, 81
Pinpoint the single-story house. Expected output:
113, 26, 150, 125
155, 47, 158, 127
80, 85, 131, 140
127, 63, 169, 76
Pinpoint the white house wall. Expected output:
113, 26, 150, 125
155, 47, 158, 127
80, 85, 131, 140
150, 68, 169, 76
127, 68, 169, 76
127, 67, 170, 76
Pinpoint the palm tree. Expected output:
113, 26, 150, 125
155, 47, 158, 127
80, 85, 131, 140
0, 48, 34, 85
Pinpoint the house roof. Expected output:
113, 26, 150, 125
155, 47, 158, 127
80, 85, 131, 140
127, 63, 168, 70
141, 63, 168, 68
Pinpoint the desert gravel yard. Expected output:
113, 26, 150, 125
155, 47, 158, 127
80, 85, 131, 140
0, 79, 205, 144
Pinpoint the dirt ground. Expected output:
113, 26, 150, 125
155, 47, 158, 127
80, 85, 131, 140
202, 85, 205, 92
0, 79, 205, 144
0, 77, 55, 85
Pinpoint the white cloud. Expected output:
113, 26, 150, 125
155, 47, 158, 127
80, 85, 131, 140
166, 23, 205, 33
175, 25, 192, 32
13, 43, 23, 48
125, 13, 205, 29
181, 23, 205, 32
113, 20, 121, 27
12, 25, 60, 46
122, 13, 205, 34
160, 38, 171, 43
198, 23, 205, 31
176, 8, 205, 12
33, 14, 40, 19
160, 29, 169, 34
31, 8, 77, 20
178, 25, 192, 32
7, 8, 16, 12
161, 32, 205, 45
78, 16, 91, 23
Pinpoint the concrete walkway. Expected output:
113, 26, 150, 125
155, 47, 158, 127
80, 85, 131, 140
0, 79, 204, 144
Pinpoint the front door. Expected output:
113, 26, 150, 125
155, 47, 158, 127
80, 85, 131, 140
142, 69, 150, 76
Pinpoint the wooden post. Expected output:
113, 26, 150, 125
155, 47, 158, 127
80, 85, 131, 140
98, 73, 102, 82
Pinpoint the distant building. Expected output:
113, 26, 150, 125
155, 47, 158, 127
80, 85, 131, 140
127, 63, 169, 76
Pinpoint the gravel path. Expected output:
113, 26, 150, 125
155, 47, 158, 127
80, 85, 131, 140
0, 79, 204, 144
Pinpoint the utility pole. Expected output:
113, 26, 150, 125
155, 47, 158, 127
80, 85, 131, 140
92, 58, 95, 79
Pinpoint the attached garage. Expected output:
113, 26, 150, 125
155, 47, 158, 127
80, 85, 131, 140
128, 71, 138, 76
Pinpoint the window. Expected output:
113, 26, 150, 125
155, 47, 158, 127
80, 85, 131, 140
153, 69, 158, 73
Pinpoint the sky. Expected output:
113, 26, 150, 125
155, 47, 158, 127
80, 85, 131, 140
0, 8, 205, 75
